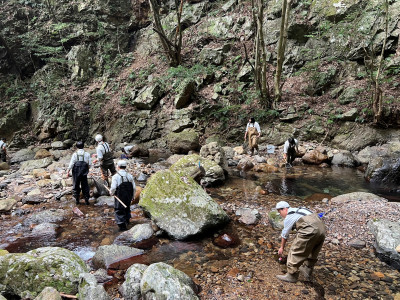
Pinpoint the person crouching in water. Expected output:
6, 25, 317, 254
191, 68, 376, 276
67, 141, 91, 205
275, 201, 326, 283
244, 117, 261, 156
283, 137, 298, 167
110, 160, 135, 231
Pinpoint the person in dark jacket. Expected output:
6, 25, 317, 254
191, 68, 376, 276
67, 141, 92, 205
110, 160, 136, 231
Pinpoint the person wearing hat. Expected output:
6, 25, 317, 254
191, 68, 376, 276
110, 160, 136, 231
0, 138, 7, 163
120, 143, 135, 159
244, 117, 261, 156
275, 201, 326, 283
92, 134, 116, 181
283, 137, 298, 167
67, 141, 92, 205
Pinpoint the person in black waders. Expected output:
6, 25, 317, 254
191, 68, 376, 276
110, 160, 136, 231
283, 137, 298, 167
92, 134, 116, 183
67, 141, 91, 205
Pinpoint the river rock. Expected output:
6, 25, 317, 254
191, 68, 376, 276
302, 149, 328, 165
222, 146, 235, 159
93, 269, 113, 284
166, 130, 200, 154
268, 210, 284, 230
32, 168, 51, 179
236, 208, 260, 225
213, 233, 239, 248
367, 154, 400, 185
31, 222, 59, 239
51, 141, 66, 150
92, 245, 144, 270
348, 238, 366, 249
10, 149, 36, 164
253, 163, 279, 173
139, 169, 229, 240
0, 162, 9, 170
331, 151, 360, 167
95, 196, 115, 207
368, 219, 400, 270
23, 209, 68, 226
237, 157, 253, 171
170, 154, 225, 187
34, 287, 62, 300
78, 272, 111, 300
119, 264, 148, 300
20, 157, 54, 172
113, 223, 155, 248
0, 247, 88, 298
34, 149, 53, 159
129, 145, 149, 157
140, 262, 199, 300
0, 198, 17, 212
200, 142, 228, 170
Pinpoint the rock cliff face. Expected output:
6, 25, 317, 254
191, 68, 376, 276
0, 0, 399, 147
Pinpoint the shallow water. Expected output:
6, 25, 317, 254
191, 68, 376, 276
234, 165, 400, 202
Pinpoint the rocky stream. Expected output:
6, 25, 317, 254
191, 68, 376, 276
0, 140, 399, 300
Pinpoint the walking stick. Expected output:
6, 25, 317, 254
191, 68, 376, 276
89, 176, 127, 208
102, 184, 128, 209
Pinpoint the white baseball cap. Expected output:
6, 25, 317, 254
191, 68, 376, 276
117, 160, 127, 167
276, 201, 290, 210
95, 134, 103, 142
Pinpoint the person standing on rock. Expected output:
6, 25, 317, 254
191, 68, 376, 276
110, 160, 135, 231
92, 134, 116, 182
244, 117, 261, 156
275, 201, 326, 283
283, 137, 298, 167
67, 141, 91, 205
0, 138, 7, 163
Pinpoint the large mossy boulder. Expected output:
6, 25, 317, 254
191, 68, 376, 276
170, 154, 225, 186
139, 169, 229, 240
166, 130, 200, 154
0, 247, 88, 298
140, 262, 199, 300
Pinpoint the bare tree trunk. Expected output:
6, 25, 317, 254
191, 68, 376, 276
148, 0, 183, 67
274, 0, 291, 106
373, 0, 388, 124
248, 0, 271, 107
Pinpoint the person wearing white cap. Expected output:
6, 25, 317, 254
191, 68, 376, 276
110, 160, 135, 231
92, 134, 116, 181
275, 201, 326, 283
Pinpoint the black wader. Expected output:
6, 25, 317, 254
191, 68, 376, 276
100, 143, 116, 180
287, 146, 296, 165
72, 153, 90, 205
115, 175, 133, 231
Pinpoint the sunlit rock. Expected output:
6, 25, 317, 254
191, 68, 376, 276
139, 169, 229, 240
140, 262, 199, 300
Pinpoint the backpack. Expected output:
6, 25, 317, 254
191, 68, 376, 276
72, 152, 89, 177
101, 143, 114, 163
115, 174, 134, 207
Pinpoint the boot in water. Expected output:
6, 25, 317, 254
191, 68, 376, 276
276, 272, 298, 283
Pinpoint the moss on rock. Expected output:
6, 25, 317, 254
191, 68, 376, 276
0, 247, 88, 298
139, 169, 229, 239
